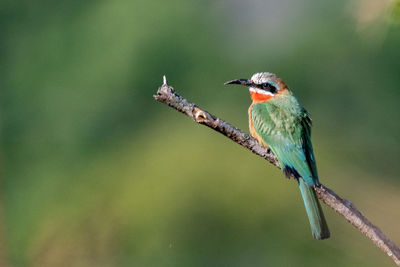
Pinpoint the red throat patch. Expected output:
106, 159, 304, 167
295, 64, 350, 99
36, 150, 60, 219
250, 91, 273, 102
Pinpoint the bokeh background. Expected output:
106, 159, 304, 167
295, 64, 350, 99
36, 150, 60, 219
1, 0, 400, 266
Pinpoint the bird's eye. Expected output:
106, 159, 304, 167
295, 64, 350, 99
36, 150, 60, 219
262, 82, 278, 94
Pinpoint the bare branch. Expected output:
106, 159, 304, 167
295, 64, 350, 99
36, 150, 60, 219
153, 78, 400, 266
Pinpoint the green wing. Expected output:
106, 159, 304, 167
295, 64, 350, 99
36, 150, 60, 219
251, 102, 319, 186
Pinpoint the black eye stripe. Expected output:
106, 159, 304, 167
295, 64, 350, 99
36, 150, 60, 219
261, 82, 277, 94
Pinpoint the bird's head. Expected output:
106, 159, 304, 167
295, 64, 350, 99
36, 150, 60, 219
225, 72, 289, 102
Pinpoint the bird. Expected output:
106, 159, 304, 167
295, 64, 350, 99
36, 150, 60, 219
225, 72, 330, 240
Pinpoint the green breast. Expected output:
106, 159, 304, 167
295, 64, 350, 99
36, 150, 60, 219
251, 94, 319, 186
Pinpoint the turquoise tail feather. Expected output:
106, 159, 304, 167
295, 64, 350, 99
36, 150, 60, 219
298, 179, 330, 240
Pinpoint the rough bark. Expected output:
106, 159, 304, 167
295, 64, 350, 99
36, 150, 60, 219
154, 76, 400, 266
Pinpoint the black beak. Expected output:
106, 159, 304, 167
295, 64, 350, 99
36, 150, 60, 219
224, 79, 254, 87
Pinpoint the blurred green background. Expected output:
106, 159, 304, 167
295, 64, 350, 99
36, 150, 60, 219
1, 0, 400, 266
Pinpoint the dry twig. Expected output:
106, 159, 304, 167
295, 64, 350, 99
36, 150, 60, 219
154, 76, 400, 266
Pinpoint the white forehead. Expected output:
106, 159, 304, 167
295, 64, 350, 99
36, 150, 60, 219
250, 72, 276, 84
